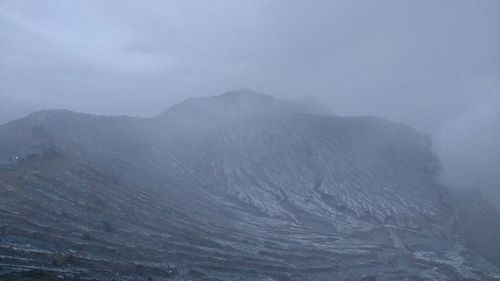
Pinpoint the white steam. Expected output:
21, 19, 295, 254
434, 95, 500, 205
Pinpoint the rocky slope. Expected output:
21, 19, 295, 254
0, 89, 499, 280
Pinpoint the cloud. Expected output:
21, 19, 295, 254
434, 79, 500, 204
0, 0, 499, 134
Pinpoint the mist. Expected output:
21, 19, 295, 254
2, 2, 500, 278
434, 94, 500, 204
1, 0, 499, 198
2, 0, 499, 198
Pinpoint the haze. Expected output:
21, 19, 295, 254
0, 1, 499, 202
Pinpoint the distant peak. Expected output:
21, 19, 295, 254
17, 109, 83, 124
28, 109, 77, 117
222, 88, 260, 95
218, 88, 275, 102
161, 89, 334, 119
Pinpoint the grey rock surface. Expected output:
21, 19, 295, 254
0, 90, 499, 280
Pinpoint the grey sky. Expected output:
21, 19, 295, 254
1, 0, 498, 133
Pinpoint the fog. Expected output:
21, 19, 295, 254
435, 94, 500, 204
1, 1, 499, 202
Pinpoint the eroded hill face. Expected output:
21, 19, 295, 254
1, 90, 499, 280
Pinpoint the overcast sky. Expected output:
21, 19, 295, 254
1, 0, 500, 199
0, 0, 498, 132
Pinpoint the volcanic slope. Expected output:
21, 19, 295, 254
1, 89, 499, 280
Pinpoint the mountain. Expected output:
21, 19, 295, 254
0, 89, 499, 281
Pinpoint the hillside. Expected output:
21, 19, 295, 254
0, 90, 499, 281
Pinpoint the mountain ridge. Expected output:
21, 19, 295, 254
0, 90, 499, 280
